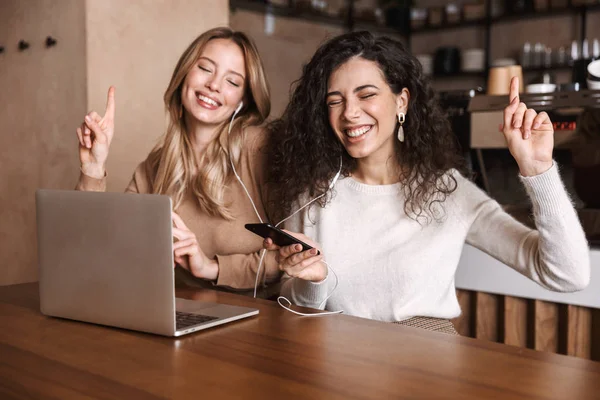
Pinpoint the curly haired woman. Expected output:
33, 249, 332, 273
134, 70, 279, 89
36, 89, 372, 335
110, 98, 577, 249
264, 31, 590, 331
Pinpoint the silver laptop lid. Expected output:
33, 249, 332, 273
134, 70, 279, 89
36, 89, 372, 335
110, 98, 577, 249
36, 189, 176, 336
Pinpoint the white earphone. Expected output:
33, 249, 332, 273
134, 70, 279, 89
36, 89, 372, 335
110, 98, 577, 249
227, 106, 343, 316
235, 101, 243, 114
328, 158, 343, 189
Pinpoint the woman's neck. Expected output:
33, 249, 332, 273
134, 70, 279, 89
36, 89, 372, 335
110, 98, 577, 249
352, 155, 401, 185
186, 116, 220, 156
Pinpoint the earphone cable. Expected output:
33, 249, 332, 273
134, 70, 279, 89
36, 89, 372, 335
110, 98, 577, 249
227, 112, 343, 315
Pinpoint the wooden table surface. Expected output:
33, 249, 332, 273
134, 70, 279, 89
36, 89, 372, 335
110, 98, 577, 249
1, 283, 599, 399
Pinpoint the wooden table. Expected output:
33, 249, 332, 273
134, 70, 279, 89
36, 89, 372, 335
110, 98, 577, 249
1, 283, 599, 399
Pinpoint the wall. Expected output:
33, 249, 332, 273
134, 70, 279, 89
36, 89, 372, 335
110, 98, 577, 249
229, 9, 345, 118
0, 0, 87, 286
0, 0, 228, 286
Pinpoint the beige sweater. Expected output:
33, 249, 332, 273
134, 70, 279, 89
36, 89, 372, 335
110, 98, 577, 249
76, 128, 279, 296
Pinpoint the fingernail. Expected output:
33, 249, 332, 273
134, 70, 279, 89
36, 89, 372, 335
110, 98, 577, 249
295, 244, 302, 252
533, 122, 540, 129
524, 132, 530, 139
85, 115, 91, 121
310, 248, 317, 256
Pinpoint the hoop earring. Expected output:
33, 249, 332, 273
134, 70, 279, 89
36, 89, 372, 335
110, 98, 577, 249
397, 112, 405, 143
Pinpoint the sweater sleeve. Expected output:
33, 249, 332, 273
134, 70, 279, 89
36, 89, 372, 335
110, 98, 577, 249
75, 160, 148, 193
75, 171, 106, 191
280, 273, 330, 310
215, 250, 281, 289
464, 163, 590, 292
278, 202, 331, 309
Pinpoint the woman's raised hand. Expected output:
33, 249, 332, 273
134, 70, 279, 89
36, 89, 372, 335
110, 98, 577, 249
502, 77, 554, 176
76, 87, 116, 178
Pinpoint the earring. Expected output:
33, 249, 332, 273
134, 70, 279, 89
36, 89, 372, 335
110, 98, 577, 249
397, 112, 405, 143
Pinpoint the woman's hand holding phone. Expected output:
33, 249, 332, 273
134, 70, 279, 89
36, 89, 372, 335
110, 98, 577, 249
263, 230, 327, 283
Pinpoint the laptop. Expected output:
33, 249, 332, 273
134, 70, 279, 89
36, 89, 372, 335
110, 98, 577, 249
35, 189, 258, 337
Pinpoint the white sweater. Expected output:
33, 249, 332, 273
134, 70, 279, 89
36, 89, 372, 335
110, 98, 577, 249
281, 164, 590, 322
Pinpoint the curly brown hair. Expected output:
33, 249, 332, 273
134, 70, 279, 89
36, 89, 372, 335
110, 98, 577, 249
266, 31, 466, 224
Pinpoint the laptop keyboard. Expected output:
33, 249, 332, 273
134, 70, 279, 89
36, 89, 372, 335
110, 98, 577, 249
176, 311, 219, 330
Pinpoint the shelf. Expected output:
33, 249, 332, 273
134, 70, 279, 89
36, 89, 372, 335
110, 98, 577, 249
230, 1, 600, 35
352, 21, 408, 36
229, 0, 346, 29
491, 7, 581, 24
409, 4, 600, 34
411, 18, 486, 34
522, 65, 573, 73
428, 71, 486, 79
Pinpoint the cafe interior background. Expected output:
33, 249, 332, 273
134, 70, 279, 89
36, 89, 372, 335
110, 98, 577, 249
1, 0, 599, 360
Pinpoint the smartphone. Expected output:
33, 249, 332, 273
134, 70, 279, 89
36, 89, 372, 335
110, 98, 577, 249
245, 223, 320, 255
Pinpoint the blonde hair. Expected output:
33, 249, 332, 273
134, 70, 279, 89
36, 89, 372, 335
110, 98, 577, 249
147, 27, 270, 219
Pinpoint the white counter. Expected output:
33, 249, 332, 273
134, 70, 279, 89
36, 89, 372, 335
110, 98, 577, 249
455, 244, 600, 309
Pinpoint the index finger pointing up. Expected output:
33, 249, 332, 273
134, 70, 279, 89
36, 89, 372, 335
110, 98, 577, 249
509, 76, 519, 104
105, 86, 116, 120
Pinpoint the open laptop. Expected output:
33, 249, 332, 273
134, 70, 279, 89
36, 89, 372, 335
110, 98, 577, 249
36, 189, 258, 337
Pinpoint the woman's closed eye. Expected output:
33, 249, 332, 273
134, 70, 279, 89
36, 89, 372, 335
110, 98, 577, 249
227, 79, 240, 87
360, 92, 376, 100
327, 99, 343, 107
198, 65, 212, 73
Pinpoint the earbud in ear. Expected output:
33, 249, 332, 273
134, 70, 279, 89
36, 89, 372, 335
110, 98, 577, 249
235, 101, 243, 113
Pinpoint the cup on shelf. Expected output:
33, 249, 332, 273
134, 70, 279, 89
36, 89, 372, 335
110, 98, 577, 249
462, 48, 485, 72
508, 65, 524, 92
586, 79, 600, 90
416, 54, 433, 75
588, 59, 600, 89
487, 65, 524, 95
428, 7, 443, 26
526, 83, 557, 93
587, 59, 600, 82
521, 42, 531, 68
487, 66, 511, 95
433, 47, 461, 75
558, 82, 580, 91
410, 8, 428, 29
573, 58, 593, 88
445, 3, 461, 24
463, 3, 486, 20
491, 57, 517, 67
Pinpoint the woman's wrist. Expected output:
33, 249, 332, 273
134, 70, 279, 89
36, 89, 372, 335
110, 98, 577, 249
81, 163, 106, 179
310, 262, 328, 283
518, 160, 553, 177
202, 257, 219, 282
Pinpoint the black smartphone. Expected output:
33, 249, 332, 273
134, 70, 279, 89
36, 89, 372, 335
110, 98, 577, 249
245, 223, 320, 255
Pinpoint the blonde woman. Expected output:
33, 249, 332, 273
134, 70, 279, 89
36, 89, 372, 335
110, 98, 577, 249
75, 27, 279, 296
